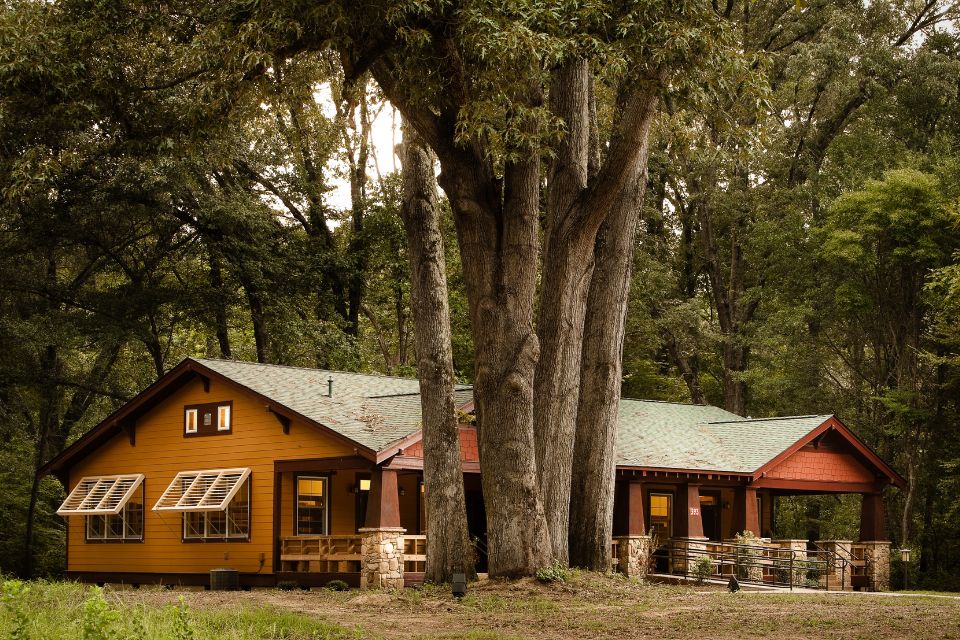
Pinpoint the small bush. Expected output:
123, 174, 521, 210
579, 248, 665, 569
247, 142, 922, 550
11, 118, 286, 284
325, 580, 349, 592
1, 580, 30, 640
81, 587, 119, 640
276, 581, 300, 591
535, 563, 569, 583
692, 556, 714, 584
171, 596, 194, 640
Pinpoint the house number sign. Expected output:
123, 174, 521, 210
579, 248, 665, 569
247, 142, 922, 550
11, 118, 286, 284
689, 507, 700, 516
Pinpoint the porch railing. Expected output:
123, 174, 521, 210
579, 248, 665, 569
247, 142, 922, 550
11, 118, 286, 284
403, 535, 427, 573
280, 535, 363, 573
658, 539, 847, 590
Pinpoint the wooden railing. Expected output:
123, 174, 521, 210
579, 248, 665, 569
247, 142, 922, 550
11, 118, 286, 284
403, 535, 427, 573
280, 535, 363, 573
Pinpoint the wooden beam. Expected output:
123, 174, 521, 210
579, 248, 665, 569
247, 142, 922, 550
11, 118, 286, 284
274, 456, 373, 473
364, 468, 401, 529
613, 481, 645, 536
860, 492, 888, 541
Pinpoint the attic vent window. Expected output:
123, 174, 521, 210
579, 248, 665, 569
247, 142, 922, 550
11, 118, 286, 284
184, 402, 233, 437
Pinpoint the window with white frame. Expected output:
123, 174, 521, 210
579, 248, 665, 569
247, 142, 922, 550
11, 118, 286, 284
296, 476, 328, 535
183, 402, 232, 437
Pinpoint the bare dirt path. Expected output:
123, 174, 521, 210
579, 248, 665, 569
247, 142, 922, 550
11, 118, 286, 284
112, 574, 960, 640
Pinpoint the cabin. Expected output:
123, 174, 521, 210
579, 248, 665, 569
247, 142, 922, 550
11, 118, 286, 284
39, 358, 904, 591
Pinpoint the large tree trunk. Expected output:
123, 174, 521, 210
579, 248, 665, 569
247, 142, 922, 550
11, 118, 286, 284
568, 112, 654, 569
535, 62, 665, 562
399, 127, 474, 582
208, 250, 232, 358
534, 59, 594, 563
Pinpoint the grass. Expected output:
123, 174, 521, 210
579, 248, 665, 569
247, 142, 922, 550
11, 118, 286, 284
3, 574, 960, 639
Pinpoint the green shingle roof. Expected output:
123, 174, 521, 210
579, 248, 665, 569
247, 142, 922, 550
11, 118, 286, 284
194, 358, 829, 473
194, 358, 471, 451
616, 400, 830, 473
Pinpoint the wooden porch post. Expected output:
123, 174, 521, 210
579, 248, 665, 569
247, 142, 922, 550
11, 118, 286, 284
613, 481, 645, 536
859, 493, 887, 541
365, 468, 401, 528
733, 486, 760, 536
676, 484, 704, 538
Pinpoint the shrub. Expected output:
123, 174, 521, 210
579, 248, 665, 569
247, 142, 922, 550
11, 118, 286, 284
276, 581, 300, 591
325, 580, 349, 592
535, 563, 569, 584
81, 587, 119, 640
171, 596, 194, 640
693, 556, 714, 584
1, 580, 30, 640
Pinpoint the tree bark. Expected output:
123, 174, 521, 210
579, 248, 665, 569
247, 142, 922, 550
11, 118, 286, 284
399, 126, 474, 582
535, 63, 664, 562
208, 250, 232, 358
568, 110, 654, 569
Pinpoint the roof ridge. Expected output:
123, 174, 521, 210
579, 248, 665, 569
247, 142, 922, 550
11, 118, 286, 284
620, 397, 726, 408
706, 414, 829, 424
191, 357, 422, 384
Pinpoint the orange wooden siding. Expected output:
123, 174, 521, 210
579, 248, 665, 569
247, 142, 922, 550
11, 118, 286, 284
67, 376, 356, 575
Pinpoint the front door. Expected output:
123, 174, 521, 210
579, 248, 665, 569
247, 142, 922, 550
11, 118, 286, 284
700, 492, 721, 541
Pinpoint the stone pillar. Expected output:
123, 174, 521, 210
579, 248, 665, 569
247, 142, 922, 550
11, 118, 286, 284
817, 540, 853, 590
671, 537, 708, 575
858, 541, 891, 591
859, 493, 887, 542
732, 486, 760, 536
359, 527, 405, 589
614, 535, 652, 578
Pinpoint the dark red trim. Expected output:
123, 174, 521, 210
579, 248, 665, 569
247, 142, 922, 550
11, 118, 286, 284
383, 455, 480, 473
272, 467, 282, 573
751, 478, 881, 493
274, 456, 373, 473
182, 401, 233, 438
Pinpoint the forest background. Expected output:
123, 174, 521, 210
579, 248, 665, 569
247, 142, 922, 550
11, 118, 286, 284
1, 0, 959, 588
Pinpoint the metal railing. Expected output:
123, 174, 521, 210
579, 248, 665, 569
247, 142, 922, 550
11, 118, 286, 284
655, 539, 849, 590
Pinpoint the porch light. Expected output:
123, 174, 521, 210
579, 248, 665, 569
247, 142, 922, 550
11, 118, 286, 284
900, 548, 912, 563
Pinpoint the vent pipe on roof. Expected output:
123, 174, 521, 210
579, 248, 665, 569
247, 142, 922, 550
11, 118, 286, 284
327, 375, 334, 397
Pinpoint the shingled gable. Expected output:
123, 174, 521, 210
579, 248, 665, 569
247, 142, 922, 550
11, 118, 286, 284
38, 358, 470, 481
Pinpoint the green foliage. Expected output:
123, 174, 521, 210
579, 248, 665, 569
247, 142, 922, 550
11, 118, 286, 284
171, 597, 194, 640
1, 580, 30, 640
692, 556, 714, 584
81, 588, 119, 640
325, 579, 349, 592
535, 563, 570, 584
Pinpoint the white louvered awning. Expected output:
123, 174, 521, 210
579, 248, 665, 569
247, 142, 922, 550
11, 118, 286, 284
152, 468, 251, 512
57, 474, 145, 516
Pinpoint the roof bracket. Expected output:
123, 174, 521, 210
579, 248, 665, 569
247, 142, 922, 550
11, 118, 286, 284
121, 420, 135, 446
267, 407, 291, 434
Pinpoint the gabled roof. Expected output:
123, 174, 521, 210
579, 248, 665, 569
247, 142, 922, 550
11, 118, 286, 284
39, 358, 903, 489
616, 404, 829, 474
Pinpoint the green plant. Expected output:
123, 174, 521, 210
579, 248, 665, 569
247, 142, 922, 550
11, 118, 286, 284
171, 596, 194, 640
692, 556, 714, 584
325, 580, 349, 592
276, 581, 300, 591
1, 580, 31, 640
535, 563, 570, 583
81, 587, 119, 640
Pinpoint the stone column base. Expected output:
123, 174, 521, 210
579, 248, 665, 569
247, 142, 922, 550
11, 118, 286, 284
359, 527, 405, 589
858, 541, 891, 591
773, 540, 809, 586
613, 535, 651, 579
671, 537, 708, 576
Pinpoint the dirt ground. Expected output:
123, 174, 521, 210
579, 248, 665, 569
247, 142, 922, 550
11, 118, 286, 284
107, 573, 960, 640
